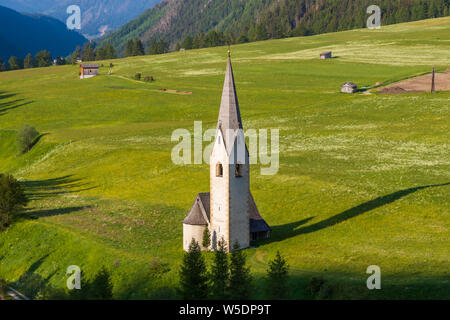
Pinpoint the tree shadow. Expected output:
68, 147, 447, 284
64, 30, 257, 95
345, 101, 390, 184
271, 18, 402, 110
21, 175, 97, 201
23, 206, 90, 219
10, 254, 56, 299
29, 133, 50, 150
264, 182, 450, 244
0, 91, 33, 116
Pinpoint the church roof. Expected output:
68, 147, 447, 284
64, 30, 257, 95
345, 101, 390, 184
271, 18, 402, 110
217, 57, 243, 153
248, 193, 272, 233
183, 193, 210, 225
183, 192, 271, 233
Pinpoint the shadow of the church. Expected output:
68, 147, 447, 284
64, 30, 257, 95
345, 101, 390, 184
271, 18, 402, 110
260, 182, 449, 245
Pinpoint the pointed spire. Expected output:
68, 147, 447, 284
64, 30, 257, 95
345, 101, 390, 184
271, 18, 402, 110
217, 56, 243, 151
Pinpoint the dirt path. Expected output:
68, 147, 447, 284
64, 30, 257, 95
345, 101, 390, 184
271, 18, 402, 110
378, 68, 450, 94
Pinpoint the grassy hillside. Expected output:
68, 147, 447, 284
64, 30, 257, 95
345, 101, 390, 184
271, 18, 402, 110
0, 17, 449, 299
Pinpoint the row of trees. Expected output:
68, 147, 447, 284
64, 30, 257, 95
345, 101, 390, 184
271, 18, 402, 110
0, 50, 56, 72
180, 239, 290, 300
70, 42, 117, 63
173, 0, 450, 51
125, 38, 170, 57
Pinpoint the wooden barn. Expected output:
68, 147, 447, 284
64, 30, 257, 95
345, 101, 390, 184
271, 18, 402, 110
80, 63, 99, 79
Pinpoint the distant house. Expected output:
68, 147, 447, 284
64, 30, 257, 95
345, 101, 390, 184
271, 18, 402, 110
341, 82, 358, 93
320, 51, 332, 59
80, 64, 99, 79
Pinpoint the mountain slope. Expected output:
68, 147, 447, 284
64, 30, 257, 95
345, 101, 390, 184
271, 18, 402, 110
100, 0, 450, 55
0, 5, 87, 60
0, 0, 163, 39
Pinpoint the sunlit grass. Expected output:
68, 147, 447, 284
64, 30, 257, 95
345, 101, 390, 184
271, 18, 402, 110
0, 17, 449, 299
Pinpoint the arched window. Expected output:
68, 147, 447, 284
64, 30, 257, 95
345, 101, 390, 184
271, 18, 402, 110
235, 164, 243, 177
216, 163, 223, 177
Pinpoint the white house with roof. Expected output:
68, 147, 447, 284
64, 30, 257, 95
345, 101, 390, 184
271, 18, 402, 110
183, 55, 271, 252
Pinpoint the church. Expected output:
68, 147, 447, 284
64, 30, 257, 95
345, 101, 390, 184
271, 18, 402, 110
183, 55, 271, 252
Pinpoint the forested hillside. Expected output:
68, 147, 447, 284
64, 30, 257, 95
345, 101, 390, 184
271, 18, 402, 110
100, 0, 450, 55
0, 5, 87, 61
0, 0, 162, 39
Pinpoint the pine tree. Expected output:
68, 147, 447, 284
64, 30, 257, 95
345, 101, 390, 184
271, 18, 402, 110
96, 46, 106, 60
24, 54, 35, 69
182, 36, 193, 50
202, 227, 211, 249
35, 50, 52, 67
105, 44, 116, 59
132, 39, 145, 56
179, 239, 209, 300
210, 239, 229, 299
8, 56, 21, 70
125, 39, 134, 57
255, 24, 268, 41
86, 267, 114, 300
71, 48, 81, 64
266, 251, 289, 299
228, 242, 252, 299
0, 57, 6, 72
148, 38, 158, 55
83, 43, 96, 61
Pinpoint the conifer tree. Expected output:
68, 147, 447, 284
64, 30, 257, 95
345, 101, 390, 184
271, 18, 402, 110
24, 54, 35, 69
228, 242, 252, 299
8, 56, 21, 70
83, 44, 96, 61
125, 39, 134, 57
179, 239, 209, 300
210, 239, 229, 299
105, 44, 116, 59
182, 36, 193, 50
0, 57, 6, 72
71, 48, 81, 64
266, 251, 289, 299
132, 39, 145, 56
202, 227, 211, 249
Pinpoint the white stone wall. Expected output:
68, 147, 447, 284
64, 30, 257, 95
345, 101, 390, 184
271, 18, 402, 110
209, 129, 250, 251
183, 224, 207, 251
210, 129, 229, 250
228, 135, 250, 250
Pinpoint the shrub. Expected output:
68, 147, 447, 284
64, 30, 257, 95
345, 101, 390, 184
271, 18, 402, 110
0, 279, 8, 299
16, 125, 40, 154
0, 174, 28, 231
307, 277, 332, 299
134, 73, 142, 80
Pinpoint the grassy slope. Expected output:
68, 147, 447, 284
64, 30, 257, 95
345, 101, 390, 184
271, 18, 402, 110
0, 18, 449, 299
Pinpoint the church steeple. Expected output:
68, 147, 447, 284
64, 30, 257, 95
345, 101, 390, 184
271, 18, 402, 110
217, 56, 243, 152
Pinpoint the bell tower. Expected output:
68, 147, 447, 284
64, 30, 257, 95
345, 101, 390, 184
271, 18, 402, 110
209, 55, 250, 251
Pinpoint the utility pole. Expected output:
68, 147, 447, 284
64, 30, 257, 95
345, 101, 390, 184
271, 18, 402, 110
431, 67, 436, 93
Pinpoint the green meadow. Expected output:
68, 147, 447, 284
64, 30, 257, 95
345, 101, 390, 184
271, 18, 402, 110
0, 17, 449, 299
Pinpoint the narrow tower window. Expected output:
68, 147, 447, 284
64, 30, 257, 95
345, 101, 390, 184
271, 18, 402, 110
235, 164, 243, 177
216, 163, 223, 177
